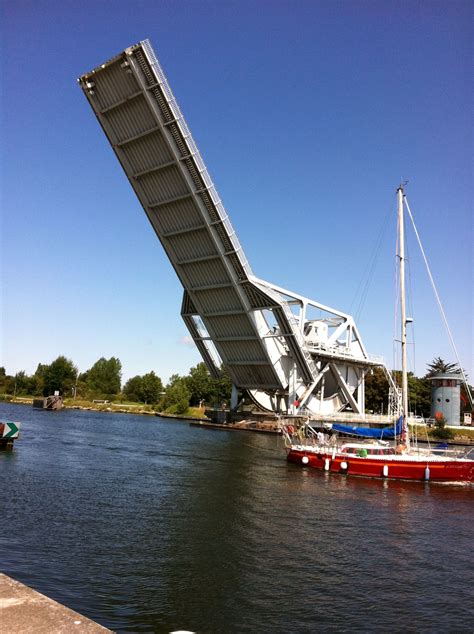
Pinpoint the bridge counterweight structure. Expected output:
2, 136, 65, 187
78, 39, 395, 417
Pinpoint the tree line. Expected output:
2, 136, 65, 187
0, 357, 231, 415
365, 357, 472, 417
0, 355, 470, 417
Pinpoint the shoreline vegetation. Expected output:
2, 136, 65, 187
2, 396, 209, 421
2, 396, 473, 444
0, 357, 232, 420
1, 355, 472, 443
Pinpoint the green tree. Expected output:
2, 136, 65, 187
14, 371, 30, 395
167, 373, 183, 387
391, 370, 432, 417
86, 357, 122, 397
31, 364, 47, 396
185, 362, 214, 406
184, 362, 232, 407
364, 368, 389, 414
425, 357, 459, 377
0, 367, 11, 398
365, 368, 431, 417
0, 374, 15, 395
162, 378, 190, 415
141, 371, 163, 404
43, 356, 77, 396
123, 375, 143, 402
215, 365, 232, 405
407, 374, 431, 417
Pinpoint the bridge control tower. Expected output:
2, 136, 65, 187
78, 40, 393, 416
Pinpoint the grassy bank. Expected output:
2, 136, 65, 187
2, 396, 472, 440
427, 427, 474, 442
409, 424, 474, 443
63, 399, 209, 420
1, 395, 209, 421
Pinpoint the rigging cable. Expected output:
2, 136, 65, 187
405, 227, 417, 414
393, 214, 401, 391
349, 203, 391, 322
404, 195, 473, 409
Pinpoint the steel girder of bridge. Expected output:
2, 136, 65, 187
78, 39, 389, 416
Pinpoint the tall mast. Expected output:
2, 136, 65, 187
397, 185, 409, 447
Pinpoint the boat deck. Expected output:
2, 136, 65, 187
289, 444, 473, 463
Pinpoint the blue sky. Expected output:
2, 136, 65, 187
2, 0, 472, 383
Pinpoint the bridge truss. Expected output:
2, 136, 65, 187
78, 39, 396, 417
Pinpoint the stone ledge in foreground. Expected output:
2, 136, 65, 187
0, 573, 112, 633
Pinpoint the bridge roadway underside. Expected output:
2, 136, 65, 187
78, 41, 292, 391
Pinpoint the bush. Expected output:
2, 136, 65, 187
431, 426, 454, 440
432, 414, 454, 440
161, 380, 190, 415
164, 404, 189, 416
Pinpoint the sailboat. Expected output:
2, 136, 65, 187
283, 186, 474, 482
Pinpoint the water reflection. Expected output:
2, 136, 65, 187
0, 403, 472, 633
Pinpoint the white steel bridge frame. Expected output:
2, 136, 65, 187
78, 39, 399, 417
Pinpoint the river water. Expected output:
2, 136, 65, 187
0, 403, 472, 633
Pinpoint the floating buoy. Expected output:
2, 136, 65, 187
340, 461, 348, 471
302, 455, 309, 465
324, 458, 330, 471
382, 465, 389, 477
424, 466, 430, 481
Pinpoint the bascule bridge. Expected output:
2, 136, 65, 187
78, 40, 397, 417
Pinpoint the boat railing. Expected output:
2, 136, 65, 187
408, 444, 472, 459
278, 417, 329, 448
299, 411, 425, 426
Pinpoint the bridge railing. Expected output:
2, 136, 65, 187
141, 39, 252, 277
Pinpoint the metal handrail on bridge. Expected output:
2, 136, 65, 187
141, 40, 252, 278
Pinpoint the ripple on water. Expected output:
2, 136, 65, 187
0, 403, 473, 633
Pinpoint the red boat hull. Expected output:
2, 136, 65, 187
287, 449, 474, 482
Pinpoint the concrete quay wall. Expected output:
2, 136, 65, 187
0, 573, 111, 633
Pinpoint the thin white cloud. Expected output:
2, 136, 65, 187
179, 335, 194, 347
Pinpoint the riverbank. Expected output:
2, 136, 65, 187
190, 419, 281, 434
190, 418, 474, 445
3, 398, 473, 444
2, 396, 209, 421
